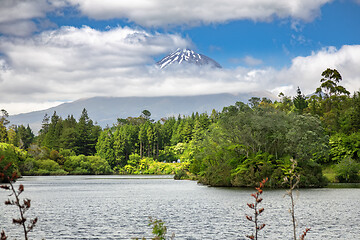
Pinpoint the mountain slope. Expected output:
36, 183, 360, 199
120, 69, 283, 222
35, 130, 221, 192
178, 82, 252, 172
8, 92, 275, 133
156, 48, 222, 69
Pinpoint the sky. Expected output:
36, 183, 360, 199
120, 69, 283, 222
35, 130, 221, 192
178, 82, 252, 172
0, 0, 360, 115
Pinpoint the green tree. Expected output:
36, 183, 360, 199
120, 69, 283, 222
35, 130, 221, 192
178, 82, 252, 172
275, 92, 293, 113
293, 87, 308, 114
192, 103, 328, 187
96, 129, 116, 168
15, 125, 34, 149
314, 69, 351, 133
138, 124, 147, 158
42, 112, 63, 150
349, 92, 360, 132
75, 109, 99, 155
0, 109, 10, 143
248, 97, 261, 108
141, 110, 152, 121
316, 68, 350, 98
36, 113, 49, 145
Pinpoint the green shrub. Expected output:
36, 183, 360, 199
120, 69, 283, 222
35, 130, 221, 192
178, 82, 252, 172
32, 159, 67, 175
63, 155, 112, 175
0, 143, 27, 181
335, 157, 360, 183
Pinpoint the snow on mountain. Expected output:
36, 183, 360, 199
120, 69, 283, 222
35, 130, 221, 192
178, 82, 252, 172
156, 48, 222, 69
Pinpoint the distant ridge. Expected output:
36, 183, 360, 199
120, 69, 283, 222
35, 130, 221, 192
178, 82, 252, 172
156, 48, 222, 69
8, 92, 276, 133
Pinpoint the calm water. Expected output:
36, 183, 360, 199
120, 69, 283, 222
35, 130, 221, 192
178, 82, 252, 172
1, 175, 359, 239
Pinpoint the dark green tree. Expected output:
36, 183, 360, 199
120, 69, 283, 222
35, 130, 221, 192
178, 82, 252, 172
15, 125, 34, 149
42, 112, 63, 150
293, 87, 308, 114
75, 109, 99, 155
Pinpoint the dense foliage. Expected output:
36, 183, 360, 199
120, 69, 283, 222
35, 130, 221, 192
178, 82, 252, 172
0, 68, 359, 185
190, 104, 328, 187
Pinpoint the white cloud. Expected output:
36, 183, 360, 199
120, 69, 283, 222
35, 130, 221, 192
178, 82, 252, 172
66, 0, 331, 27
0, 0, 49, 24
0, 0, 67, 36
0, 26, 190, 113
0, 0, 332, 36
275, 45, 360, 96
0, 25, 359, 115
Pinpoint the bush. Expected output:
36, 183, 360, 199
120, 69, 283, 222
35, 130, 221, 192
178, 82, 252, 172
0, 143, 27, 181
335, 157, 360, 183
174, 169, 187, 180
63, 155, 112, 175
25, 159, 68, 176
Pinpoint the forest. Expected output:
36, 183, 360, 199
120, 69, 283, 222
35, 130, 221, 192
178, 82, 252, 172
1, 68, 359, 187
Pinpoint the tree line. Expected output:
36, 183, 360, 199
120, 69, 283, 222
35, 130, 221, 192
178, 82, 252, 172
0, 68, 359, 185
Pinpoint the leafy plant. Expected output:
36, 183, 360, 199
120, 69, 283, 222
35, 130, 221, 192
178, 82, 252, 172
245, 178, 268, 240
133, 217, 175, 240
0, 156, 38, 240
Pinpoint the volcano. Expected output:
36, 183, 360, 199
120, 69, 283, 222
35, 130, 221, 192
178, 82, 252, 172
156, 48, 222, 69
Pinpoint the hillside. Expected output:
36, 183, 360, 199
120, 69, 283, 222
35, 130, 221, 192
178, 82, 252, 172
8, 92, 275, 133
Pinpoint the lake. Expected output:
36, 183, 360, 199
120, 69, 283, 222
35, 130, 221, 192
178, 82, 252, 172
1, 175, 359, 239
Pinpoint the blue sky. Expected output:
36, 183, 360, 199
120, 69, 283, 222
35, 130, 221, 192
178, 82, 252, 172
186, 1, 360, 68
0, 0, 360, 115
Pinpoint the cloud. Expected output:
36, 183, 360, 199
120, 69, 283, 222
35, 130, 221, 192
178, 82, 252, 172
0, 21, 38, 37
275, 45, 360, 95
243, 56, 263, 66
0, 0, 67, 36
66, 0, 332, 27
0, 25, 359, 115
0, 25, 190, 114
0, 0, 332, 36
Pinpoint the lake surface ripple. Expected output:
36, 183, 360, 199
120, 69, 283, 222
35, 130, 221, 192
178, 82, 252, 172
1, 175, 359, 239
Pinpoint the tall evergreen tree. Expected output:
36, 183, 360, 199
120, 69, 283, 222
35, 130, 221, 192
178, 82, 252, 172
42, 111, 63, 149
293, 87, 308, 114
75, 108, 99, 155
15, 125, 34, 149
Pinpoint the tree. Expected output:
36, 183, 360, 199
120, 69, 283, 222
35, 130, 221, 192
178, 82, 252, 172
248, 97, 261, 108
75, 109, 99, 155
42, 112, 62, 149
96, 129, 116, 168
315, 68, 351, 133
141, 110, 152, 121
0, 109, 9, 143
293, 87, 308, 114
138, 124, 147, 158
316, 68, 350, 98
15, 125, 34, 149
37, 113, 50, 144
276, 92, 293, 113
349, 92, 360, 132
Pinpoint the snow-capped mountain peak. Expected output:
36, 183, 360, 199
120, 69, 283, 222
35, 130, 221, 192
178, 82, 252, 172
156, 48, 222, 69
